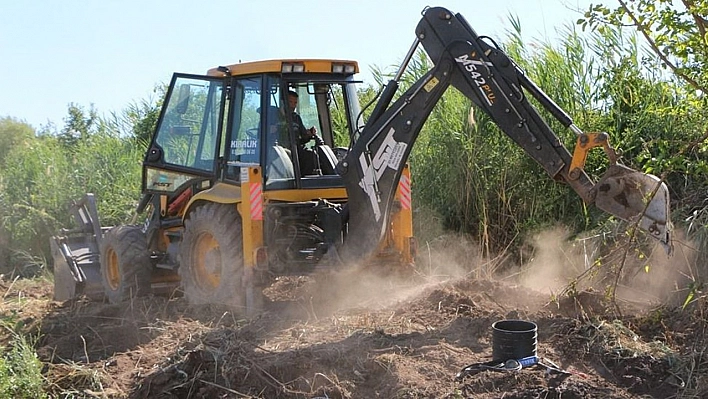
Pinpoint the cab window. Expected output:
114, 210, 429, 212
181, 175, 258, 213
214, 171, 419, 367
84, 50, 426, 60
228, 76, 262, 166
153, 75, 223, 172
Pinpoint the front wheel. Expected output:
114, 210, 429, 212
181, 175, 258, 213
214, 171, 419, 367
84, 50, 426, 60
100, 225, 151, 304
179, 203, 245, 307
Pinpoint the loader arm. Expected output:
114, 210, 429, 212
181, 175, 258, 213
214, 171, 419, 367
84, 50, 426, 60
338, 6, 672, 261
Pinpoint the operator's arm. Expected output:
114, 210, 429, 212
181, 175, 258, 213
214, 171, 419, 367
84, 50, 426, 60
292, 113, 318, 145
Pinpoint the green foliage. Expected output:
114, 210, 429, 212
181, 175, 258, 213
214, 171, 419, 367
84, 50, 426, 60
0, 104, 147, 273
0, 134, 70, 260
104, 100, 161, 148
0, 117, 34, 166
58, 104, 100, 148
109, 84, 164, 144
0, 323, 46, 399
579, 0, 708, 93
582, 24, 705, 156
71, 131, 145, 224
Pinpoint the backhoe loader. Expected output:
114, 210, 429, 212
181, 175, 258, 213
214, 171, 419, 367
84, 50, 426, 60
51, 6, 672, 311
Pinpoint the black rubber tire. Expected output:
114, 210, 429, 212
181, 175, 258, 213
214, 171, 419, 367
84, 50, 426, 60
100, 225, 151, 304
179, 203, 245, 307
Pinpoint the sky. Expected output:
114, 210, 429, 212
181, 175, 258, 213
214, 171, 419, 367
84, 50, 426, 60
0, 0, 594, 130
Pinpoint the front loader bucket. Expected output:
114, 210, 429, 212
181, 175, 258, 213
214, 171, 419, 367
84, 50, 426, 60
50, 193, 107, 301
50, 236, 103, 301
593, 164, 672, 252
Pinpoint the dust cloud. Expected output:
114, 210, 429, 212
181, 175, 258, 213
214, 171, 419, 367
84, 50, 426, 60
416, 233, 484, 279
517, 226, 698, 308
281, 225, 698, 318
518, 226, 586, 295
284, 233, 487, 317
616, 229, 697, 307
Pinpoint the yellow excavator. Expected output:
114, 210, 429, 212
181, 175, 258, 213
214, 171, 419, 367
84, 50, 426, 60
51, 6, 672, 312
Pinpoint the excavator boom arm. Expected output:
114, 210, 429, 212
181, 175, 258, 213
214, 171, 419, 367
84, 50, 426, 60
338, 7, 672, 261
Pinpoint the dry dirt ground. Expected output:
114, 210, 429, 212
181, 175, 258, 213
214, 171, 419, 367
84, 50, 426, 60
1, 262, 707, 398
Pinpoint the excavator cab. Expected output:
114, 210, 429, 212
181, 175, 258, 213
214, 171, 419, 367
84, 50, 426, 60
143, 63, 361, 194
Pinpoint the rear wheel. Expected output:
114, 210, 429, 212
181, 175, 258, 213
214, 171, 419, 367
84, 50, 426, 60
179, 203, 245, 307
100, 225, 151, 304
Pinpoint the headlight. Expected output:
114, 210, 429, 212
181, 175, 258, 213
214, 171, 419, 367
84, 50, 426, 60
282, 62, 305, 73
332, 63, 355, 74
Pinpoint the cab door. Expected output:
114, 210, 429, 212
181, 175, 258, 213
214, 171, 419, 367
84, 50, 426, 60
143, 74, 226, 195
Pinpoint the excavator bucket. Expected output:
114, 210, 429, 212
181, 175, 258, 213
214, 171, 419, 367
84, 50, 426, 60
50, 193, 106, 301
593, 164, 672, 252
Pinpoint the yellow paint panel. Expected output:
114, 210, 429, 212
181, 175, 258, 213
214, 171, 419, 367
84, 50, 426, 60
206, 59, 359, 77
184, 182, 242, 214
264, 187, 348, 202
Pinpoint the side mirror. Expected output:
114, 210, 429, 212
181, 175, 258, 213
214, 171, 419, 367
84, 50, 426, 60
175, 84, 191, 114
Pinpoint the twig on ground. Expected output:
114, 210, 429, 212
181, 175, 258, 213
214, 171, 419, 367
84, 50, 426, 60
2, 275, 20, 299
199, 379, 254, 398
80, 335, 89, 363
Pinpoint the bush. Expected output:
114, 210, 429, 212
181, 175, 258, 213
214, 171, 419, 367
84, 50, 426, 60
0, 113, 147, 274
0, 324, 46, 399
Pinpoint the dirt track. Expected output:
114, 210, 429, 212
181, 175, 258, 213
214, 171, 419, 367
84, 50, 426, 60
2, 266, 705, 398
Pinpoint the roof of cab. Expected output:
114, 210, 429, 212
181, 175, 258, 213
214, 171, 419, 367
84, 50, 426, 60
206, 59, 359, 77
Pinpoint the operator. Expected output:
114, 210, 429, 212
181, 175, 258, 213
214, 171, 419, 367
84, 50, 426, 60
286, 90, 319, 144
285, 90, 322, 174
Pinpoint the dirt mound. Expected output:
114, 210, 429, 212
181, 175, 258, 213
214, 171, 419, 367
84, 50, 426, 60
1, 270, 705, 398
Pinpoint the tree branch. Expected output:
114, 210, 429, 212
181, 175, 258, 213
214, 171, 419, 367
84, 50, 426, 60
618, 0, 707, 93
682, 0, 707, 41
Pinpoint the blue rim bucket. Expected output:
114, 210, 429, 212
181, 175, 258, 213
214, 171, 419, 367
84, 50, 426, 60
492, 319, 537, 362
